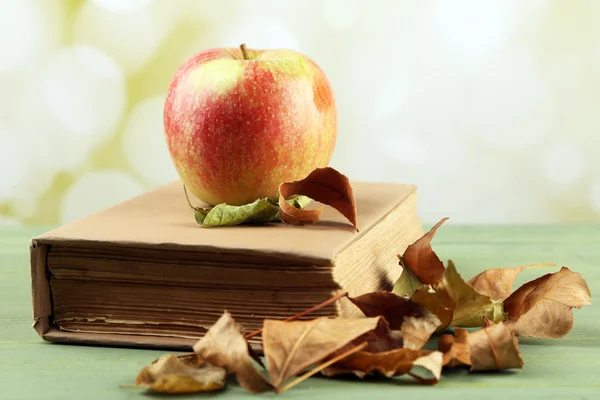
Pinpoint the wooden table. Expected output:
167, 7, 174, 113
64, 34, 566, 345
2, 224, 599, 399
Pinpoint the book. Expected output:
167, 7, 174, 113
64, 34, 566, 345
30, 180, 424, 351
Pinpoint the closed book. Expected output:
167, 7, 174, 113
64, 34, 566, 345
30, 180, 423, 351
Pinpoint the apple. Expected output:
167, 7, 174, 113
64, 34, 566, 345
163, 44, 337, 206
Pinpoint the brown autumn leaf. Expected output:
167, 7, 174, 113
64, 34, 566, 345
482, 315, 495, 328
268, 319, 405, 394
443, 260, 505, 328
348, 291, 428, 329
352, 317, 404, 353
262, 316, 382, 390
503, 266, 592, 338
321, 348, 443, 384
467, 263, 556, 301
192, 312, 272, 393
411, 284, 455, 331
348, 291, 441, 350
398, 217, 448, 286
278, 196, 322, 225
438, 329, 470, 368
467, 322, 524, 371
411, 261, 504, 331
278, 166, 359, 230
393, 257, 423, 298
133, 354, 225, 394
401, 312, 443, 350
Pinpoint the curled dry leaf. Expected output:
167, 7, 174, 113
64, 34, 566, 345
401, 312, 442, 350
411, 285, 455, 332
321, 348, 443, 385
393, 258, 423, 298
277, 196, 322, 225
397, 217, 448, 286
348, 291, 427, 330
503, 266, 592, 338
133, 354, 225, 394
411, 261, 504, 331
271, 319, 405, 394
192, 312, 272, 393
353, 317, 404, 353
467, 322, 524, 371
276, 342, 369, 394
467, 263, 556, 301
348, 291, 441, 350
482, 315, 495, 328
438, 329, 470, 368
262, 316, 382, 390
443, 260, 505, 328
278, 196, 321, 225
278, 167, 359, 230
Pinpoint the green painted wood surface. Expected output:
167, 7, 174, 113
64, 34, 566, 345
1, 224, 599, 399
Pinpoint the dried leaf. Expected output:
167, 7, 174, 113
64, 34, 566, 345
410, 351, 444, 384
244, 291, 349, 341
278, 167, 359, 230
400, 312, 442, 350
272, 195, 316, 224
411, 261, 505, 331
262, 316, 382, 390
351, 317, 404, 353
276, 320, 406, 393
438, 329, 470, 368
411, 285, 455, 331
278, 195, 322, 225
285, 194, 313, 209
192, 312, 272, 393
400, 217, 448, 285
321, 348, 443, 384
348, 291, 426, 330
482, 315, 495, 328
348, 291, 441, 350
467, 263, 556, 301
393, 257, 424, 297
279, 343, 368, 394
361, 329, 405, 353
503, 266, 592, 338
133, 354, 225, 394
443, 260, 505, 328
467, 322, 524, 371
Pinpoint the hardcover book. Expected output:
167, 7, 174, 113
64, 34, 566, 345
30, 181, 424, 350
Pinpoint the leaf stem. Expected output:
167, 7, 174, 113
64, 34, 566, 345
176, 354, 193, 360
277, 342, 368, 393
176, 291, 348, 360
483, 326, 501, 370
119, 384, 143, 390
244, 291, 348, 340
182, 185, 198, 211
239, 43, 249, 60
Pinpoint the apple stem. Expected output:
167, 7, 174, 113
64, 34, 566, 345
239, 43, 249, 60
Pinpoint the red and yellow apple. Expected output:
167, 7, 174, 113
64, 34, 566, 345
163, 44, 337, 206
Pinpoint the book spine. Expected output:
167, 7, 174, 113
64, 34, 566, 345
30, 240, 52, 338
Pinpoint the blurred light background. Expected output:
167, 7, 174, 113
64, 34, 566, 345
1, 0, 599, 226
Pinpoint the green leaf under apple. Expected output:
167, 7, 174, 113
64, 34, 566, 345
183, 167, 358, 229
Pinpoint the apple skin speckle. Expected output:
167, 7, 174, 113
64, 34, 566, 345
163, 47, 337, 206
